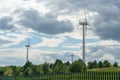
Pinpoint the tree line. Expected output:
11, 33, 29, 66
0, 59, 118, 76
88, 60, 118, 69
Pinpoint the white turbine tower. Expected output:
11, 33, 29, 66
79, 11, 89, 63
71, 53, 74, 63
25, 38, 30, 62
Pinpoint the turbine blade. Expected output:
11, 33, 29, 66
28, 38, 30, 46
84, 9, 91, 27
84, 9, 87, 24
84, 9, 88, 36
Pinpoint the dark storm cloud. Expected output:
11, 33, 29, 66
36, 0, 120, 41
0, 17, 15, 30
93, 20, 120, 41
92, 1, 120, 41
82, 0, 120, 41
18, 9, 74, 35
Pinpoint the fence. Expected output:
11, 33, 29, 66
0, 71, 120, 80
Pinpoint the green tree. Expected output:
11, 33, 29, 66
113, 62, 118, 67
54, 64, 68, 73
88, 62, 93, 69
42, 63, 49, 74
92, 60, 98, 68
65, 61, 70, 66
69, 59, 86, 72
4, 66, 14, 76
10, 66, 22, 76
53, 59, 62, 68
23, 61, 35, 75
103, 60, 111, 67
98, 61, 103, 68
0, 67, 4, 76
23, 61, 33, 69
52, 59, 68, 73
24, 67, 33, 75
34, 65, 43, 74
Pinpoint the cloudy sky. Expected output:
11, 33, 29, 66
0, 0, 120, 66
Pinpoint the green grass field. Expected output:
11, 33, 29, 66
87, 67, 120, 71
1, 67, 120, 80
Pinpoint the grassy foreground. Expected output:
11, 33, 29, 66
87, 67, 120, 71
1, 67, 120, 80
1, 71, 120, 80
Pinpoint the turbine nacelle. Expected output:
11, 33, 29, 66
25, 45, 30, 47
79, 22, 88, 26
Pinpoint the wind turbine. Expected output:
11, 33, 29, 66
25, 38, 30, 62
71, 53, 74, 63
79, 10, 89, 63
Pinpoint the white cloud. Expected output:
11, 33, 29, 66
0, 48, 26, 66
85, 39, 120, 63
0, 0, 120, 66
33, 38, 64, 48
56, 9, 99, 40
0, 35, 10, 41
0, 48, 56, 65
100, 54, 115, 61
0, 48, 76, 65
86, 39, 120, 47
0, 32, 28, 48
63, 45, 80, 49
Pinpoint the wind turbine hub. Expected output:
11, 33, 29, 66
79, 22, 88, 25
25, 45, 30, 47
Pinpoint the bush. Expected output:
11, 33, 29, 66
69, 59, 86, 72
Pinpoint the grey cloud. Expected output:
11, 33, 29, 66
0, 56, 25, 66
86, 44, 120, 63
92, 3, 120, 41
36, 0, 82, 14
36, 0, 109, 14
18, 9, 74, 35
0, 17, 15, 30
82, 0, 120, 41
36, 0, 120, 41
0, 39, 12, 45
